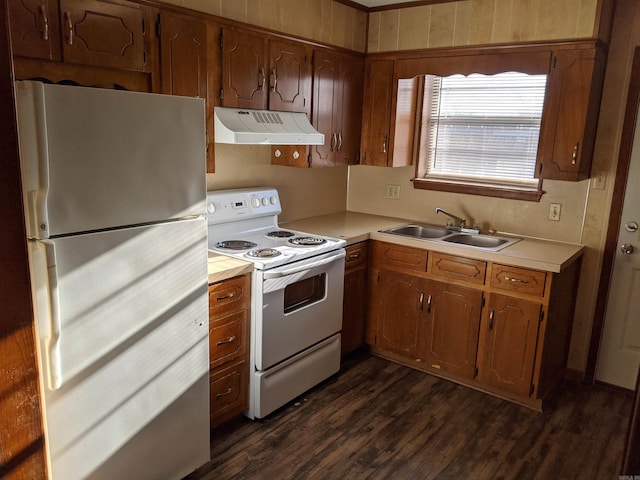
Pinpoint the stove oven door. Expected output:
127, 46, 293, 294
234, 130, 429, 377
257, 249, 346, 371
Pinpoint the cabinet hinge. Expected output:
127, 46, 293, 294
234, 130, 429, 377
539, 308, 544, 323
220, 87, 224, 101
481, 294, 485, 309
474, 366, 479, 378
143, 50, 147, 66
530, 383, 535, 396
219, 30, 223, 49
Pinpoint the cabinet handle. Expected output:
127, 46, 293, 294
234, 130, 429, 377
39, 4, 49, 41
382, 135, 387, 154
427, 294, 432, 314
337, 133, 343, 152
419, 292, 424, 312
215, 291, 236, 301
64, 11, 73, 46
347, 253, 360, 261
258, 67, 266, 90
503, 276, 529, 284
489, 310, 494, 330
270, 68, 277, 92
331, 133, 337, 151
571, 142, 579, 165
215, 388, 232, 398
216, 335, 237, 346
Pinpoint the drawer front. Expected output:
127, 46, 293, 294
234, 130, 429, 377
430, 252, 486, 285
209, 274, 251, 316
209, 359, 248, 427
372, 241, 427, 272
345, 242, 368, 271
491, 264, 547, 297
209, 310, 247, 369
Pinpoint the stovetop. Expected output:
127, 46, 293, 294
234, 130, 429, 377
206, 188, 345, 270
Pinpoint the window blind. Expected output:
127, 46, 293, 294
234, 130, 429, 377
420, 72, 547, 189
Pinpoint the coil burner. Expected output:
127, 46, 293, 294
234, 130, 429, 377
266, 230, 295, 238
215, 240, 258, 250
247, 248, 282, 258
288, 236, 327, 247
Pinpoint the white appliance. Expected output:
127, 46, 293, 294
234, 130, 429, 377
206, 188, 345, 419
15, 81, 210, 480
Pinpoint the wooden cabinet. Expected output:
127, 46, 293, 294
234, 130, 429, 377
311, 49, 364, 167
342, 242, 368, 356
537, 46, 606, 181
367, 240, 580, 410
421, 280, 482, 380
477, 294, 542, 397
221, 28, 312, 114
10, 0, 147, 71
208, 274, 250, 427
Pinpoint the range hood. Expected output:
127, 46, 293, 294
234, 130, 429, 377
214, 106, 324, 145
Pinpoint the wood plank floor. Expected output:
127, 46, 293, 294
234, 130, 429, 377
188, 351, 633, 480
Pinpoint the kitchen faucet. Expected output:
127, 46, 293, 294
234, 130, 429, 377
435, 208, 479, 234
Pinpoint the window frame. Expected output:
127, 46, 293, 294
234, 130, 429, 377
394, 49, 552, 201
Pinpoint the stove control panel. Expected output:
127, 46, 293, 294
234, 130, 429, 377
206, 187, 281, 224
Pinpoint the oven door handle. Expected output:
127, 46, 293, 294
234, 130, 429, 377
262, 249, 346, 279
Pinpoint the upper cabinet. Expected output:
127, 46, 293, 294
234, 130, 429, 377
360, 59, 394, 167
10, 0, 147, 71
311, 49, 364, 167
220, 28, 312, 115
537, 45, 606, 181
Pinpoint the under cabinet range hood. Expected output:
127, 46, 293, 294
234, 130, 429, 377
214, 106, 324, 145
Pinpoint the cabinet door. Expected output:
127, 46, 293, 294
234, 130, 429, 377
9, 0, 61, 61
361, 59, 394, 166
335, 52, 364, 166
59, 0, 145, 71
268, 40, 311, 115
477, 294, 541, 397
342, 242, 368, 356
374, 269, 427, 360
311, 49, 339, 167
221, 28, 267, 109
538, 47, 606, 181
421, 281, 482, 379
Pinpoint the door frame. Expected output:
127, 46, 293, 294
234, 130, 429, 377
587, 46, 640, 384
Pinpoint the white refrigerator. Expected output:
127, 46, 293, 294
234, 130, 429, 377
15, 81, 210, 479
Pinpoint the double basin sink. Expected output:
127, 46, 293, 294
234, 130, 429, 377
380, 224, 521, 252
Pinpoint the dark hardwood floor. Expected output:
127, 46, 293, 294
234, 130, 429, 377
188, 351, 633, 480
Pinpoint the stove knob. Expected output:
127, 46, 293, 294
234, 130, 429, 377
251, 197, 260, 208
207, 203, 216, 214
270, 196, 278, 205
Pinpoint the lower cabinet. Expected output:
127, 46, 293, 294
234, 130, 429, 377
341, 242, 368, 356
366, 240, 580, 411
208, 274, 250, 427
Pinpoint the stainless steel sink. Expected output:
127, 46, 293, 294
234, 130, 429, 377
380, 224, 521, 251
380, 224, 448, 239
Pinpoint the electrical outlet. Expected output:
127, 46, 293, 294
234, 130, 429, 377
549, 203, 561, 221
591, 173, 606, 190
385, 184, 400, 199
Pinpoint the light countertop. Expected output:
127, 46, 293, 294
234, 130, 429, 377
284, 212, 583, 273
208, 251, 253, 284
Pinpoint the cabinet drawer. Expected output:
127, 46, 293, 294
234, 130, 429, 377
491, 264, 547, 297
209, 359, 248, 427
429, 252, 486, 285
345, 242, 368, 271
372, 241, 427, 272
209, 310, 247, 369
209, 274, 251, 316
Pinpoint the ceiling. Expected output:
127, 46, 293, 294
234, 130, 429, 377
349, 0, 416, 6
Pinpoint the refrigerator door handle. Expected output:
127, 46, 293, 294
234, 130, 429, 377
43, 240, 62, 390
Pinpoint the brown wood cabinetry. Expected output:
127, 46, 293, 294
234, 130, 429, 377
367, 240, 580, 410
311, 49, 364, 167
10, 0, 147, 71
221, 28, 312, 114
208, 274, 250, 427
361, 59, 394, 166
342, 242, 368, 356
538, 46, 606, 181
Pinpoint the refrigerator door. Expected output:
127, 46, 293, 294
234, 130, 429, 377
29, 218, 209, 479
15, 81, 206, 239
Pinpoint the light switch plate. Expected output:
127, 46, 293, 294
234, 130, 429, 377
549, 203, 561, 221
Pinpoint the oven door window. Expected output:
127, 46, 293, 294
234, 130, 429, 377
283, 273, 326, 314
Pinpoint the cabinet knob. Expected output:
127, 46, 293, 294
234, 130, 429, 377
65, 11, 73, 46
489, 310, 494, 330
621, 244, 634, 255
39, 4, 49, 41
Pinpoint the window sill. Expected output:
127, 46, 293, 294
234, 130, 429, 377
411, 178, 544, 202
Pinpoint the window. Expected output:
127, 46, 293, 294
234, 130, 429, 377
414, 72, 547, 200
